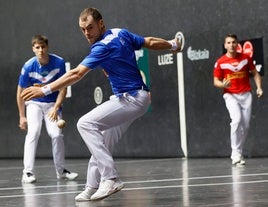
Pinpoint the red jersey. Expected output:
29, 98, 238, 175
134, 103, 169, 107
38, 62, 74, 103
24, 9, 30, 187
213, 53, 255, 94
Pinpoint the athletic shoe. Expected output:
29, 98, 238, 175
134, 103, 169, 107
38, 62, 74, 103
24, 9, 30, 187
22, 172, 36, 183
57, 169, 78, 180
75, 187, 96, 202
90, 179, 125, 201
232, 157, 246, 166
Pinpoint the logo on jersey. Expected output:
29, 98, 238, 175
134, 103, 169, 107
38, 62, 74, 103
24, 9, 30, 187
29, 68, 60, 83
227, 71, 247, 80
220, 59, 248, 72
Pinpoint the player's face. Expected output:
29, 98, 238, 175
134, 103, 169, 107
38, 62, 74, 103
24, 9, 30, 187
224, 37, 238, 55
32, 43, 49, 60
79, 15, 104, 44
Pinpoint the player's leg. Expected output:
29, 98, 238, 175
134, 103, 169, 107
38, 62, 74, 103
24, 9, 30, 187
85, 121, 133, 188
239, 92, 253, 153
103, 121, 133, 152
76, 90, 150, 200
22, 102, 43, 183
44, 103, 78, 180
75, 157, 99, 201
223, 93, 243, 164
76, 121, 133, 201
77, 90, 149, 179
44, 103, 65, 174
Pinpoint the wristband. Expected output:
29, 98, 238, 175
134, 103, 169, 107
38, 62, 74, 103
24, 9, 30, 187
168, 40, 178, 51
41, 85, 52, 96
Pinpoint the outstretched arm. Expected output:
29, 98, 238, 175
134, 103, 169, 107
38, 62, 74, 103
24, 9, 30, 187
21, 65, 90, 101
143, 37, 182, 53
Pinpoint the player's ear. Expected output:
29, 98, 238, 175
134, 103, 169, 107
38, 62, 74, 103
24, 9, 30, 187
223, 42, 227, 50
98, 19, 104, 29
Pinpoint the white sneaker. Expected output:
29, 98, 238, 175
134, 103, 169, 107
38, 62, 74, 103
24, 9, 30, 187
57, 169, 78, 180
232, 156, 246, 166
90, 179, 124, 201
75, 187, 96, 202
22, 172, 36, 183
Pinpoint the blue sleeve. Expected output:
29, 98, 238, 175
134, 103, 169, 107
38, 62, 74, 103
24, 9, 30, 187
18, 65, 30, 88
121, 29, 145, 50
80, 44, 110, 70
59, 59, 66, 77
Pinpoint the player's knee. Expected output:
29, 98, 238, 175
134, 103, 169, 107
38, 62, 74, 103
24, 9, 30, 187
77, 117, 98, 132
50, 134, 64, 140
26, 131, 41, 140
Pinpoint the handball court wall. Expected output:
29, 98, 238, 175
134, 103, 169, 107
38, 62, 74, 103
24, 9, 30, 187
1, 0, 268, 159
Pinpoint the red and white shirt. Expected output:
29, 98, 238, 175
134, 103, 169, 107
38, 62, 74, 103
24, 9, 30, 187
213, 53, 255, 94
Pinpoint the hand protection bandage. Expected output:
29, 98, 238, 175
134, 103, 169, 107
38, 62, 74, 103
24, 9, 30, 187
168, 40, 178, 51
41, 85, 52, 96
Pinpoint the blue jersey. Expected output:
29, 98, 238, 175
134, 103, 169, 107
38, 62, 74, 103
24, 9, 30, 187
80, 28, 149, 96
18, 54, 66, 103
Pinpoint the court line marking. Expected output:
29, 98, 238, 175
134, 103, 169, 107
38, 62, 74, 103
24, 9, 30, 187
0, 158, 179, 171
1, 172, 268, 191
1, 179, 268, 198
1, 172, 268, 199
124, 172, 268, 184
124, 179, 268, 191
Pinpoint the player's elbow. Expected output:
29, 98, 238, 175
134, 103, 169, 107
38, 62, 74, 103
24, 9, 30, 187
213, 77, 221, 88
70, 66, 89, 82
144, 37, 154, 48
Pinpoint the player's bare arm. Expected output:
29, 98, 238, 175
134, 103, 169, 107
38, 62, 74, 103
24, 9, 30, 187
21, 65, 90, 101
214, 77, 231, 88
16, 86, 27, 130
251, 69, 263, 97
143, 37, 182, 53
47, 87, 67, 121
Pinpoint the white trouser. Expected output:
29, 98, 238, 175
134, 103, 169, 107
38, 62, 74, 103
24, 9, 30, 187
77, 90, 150, 188
23, 101, 65, 175
223, 92, 252, 159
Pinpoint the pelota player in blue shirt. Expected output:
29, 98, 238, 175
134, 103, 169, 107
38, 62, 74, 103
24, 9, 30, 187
21, 8, 182, 201
17, 35, 78, 183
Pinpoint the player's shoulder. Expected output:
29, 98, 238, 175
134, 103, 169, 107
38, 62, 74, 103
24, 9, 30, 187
100, 28, 124, 43
109, 28, 129, 34
238, 52, 251, 60
23, 56, 38, 69
111, 28, 124, 34
216, 54, 228, 63
106, 28, 132, 40
24, 56, 36, 66
49, 54, 64, 62
49, 54, 65, 66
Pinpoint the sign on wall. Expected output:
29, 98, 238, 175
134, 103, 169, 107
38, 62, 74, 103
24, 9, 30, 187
238, 38, 264, 76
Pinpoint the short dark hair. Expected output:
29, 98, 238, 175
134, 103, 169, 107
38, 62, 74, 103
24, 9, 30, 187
79, 7, 103, 22
224, 33, 238, 42
31, 35, 48, 46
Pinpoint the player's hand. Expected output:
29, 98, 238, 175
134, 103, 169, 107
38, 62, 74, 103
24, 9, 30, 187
19, 117, 27, 131
222, 78, 231, 88
21, 86, 44, 101
256, 88, 263, 98
47, 109, 58, 122
170, 38, 182, 53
